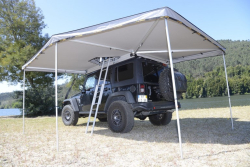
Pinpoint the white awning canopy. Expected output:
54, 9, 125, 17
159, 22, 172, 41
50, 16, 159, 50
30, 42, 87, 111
22, 7, 225, 74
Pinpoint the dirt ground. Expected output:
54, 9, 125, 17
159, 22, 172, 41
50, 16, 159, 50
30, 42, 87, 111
0, 106, 250, 166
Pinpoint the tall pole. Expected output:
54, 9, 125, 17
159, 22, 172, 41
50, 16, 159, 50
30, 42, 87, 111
23, 69, 25, 134
222, 54, 234, 130
165, 18, 183, 159
55, 43, 59, 151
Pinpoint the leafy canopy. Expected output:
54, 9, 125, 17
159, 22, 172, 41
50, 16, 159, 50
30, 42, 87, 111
0, 0, 65, 116
0, 0, 57, 88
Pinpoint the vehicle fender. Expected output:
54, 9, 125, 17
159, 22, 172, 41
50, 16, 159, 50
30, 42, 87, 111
63, 98, 80, 112
104, 91, 135, 112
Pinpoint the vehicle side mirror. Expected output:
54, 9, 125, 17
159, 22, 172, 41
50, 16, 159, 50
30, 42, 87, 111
81, 89, 86, 93
79, 85, 86, 93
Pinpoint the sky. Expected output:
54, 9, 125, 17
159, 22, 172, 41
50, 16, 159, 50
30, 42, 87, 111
0, 0, 249, 93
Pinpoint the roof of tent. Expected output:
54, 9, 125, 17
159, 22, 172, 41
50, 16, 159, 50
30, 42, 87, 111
22, 7, 225, 74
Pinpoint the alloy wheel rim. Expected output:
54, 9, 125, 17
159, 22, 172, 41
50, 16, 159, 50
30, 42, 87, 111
65, 111, 71, 121
112, 109, 122, 126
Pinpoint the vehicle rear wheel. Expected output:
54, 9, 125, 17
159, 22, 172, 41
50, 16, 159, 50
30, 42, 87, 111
149, 112, 172, 126
62, 105, 79, 126
107, 100, 134, 133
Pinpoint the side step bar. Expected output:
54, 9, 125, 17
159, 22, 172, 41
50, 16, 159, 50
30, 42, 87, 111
79, 111, 106, 114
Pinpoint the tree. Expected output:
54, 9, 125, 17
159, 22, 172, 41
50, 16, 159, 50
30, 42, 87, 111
0, 0, 63, 115
0, 0, 58, 88
66, 74, 85, 90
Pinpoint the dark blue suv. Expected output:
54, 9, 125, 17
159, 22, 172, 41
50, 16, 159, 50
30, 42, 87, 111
62, 57, 187, 133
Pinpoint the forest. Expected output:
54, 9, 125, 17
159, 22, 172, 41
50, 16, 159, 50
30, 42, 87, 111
175, 40, 250, 77
175, 40, 250, 98
183, 65, 250, 99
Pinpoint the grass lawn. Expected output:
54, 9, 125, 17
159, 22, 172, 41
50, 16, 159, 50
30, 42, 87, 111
0, 106, 250, 166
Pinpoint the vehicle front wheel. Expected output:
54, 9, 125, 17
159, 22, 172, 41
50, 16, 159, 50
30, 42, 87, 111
107, 100, 134, 133
149, 112, 172, 126
62, 105, 79, 126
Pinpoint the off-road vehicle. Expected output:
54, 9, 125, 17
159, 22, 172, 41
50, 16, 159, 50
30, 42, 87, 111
62, 57, 187, 133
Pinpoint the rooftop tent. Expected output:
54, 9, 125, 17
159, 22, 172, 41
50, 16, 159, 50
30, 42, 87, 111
22, 7, 233, 158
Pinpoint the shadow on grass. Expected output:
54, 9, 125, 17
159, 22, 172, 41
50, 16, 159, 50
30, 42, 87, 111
77, 118, 250, 145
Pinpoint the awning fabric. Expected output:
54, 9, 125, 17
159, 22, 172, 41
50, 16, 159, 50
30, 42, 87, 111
22, 7, 225, 74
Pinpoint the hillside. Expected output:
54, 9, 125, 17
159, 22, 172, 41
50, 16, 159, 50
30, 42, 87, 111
0, 92, 15, 109
0, 92, 13, 101
175, 40, 250, 77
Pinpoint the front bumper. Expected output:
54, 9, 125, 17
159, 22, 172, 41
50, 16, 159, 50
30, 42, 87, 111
131, 101, 181, 112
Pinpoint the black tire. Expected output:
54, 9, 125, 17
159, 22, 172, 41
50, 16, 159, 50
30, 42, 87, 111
159, 68, 182, 101
98, 117, 107, 122
107, 100, 134, 133
61, 105, 79, 126
149, 112, 172, 126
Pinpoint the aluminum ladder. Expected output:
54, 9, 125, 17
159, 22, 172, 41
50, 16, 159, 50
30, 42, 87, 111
85, 58, 111, 135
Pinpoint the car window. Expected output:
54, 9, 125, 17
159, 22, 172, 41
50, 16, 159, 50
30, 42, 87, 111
115, 63, 133, 82
85, 75, 96, 90
142, 62, 164, 83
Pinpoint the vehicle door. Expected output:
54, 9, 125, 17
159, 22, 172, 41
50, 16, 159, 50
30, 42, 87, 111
81, 74, 97, 111
99, 70, 112, 111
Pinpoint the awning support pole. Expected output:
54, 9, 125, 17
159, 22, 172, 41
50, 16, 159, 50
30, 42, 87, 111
55, 42, 59, 151
222, 53, 234, 130
23, 69, 25, 134
164, 18, 183, 159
